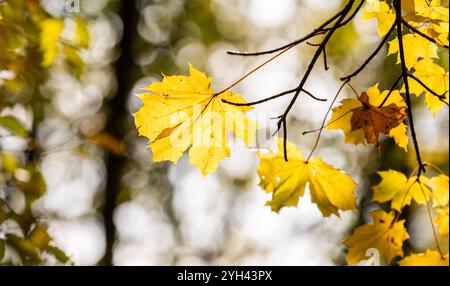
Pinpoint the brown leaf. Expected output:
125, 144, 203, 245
351, 92, 407, 148
87, 132, 124, 155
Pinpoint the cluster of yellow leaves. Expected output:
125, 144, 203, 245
345, 170, 449, 266
135, 67, 358, 217
134, 65, 258, 176
363, 0, 449, 115
257, 138, 357, 216
372, 171, 448, 210
328, 84, 408, 150
132, 1, 449, 267
403, 0, 449, 47
39, 17, 90, 67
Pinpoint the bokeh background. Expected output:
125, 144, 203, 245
0, 0, 448, 265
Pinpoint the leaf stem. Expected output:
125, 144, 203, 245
306, 80, 349, 162
378, 74, 403, 107
418, 180, 444, 258
340, 23, 395, 81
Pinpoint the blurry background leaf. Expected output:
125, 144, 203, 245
0, 239, 5, 261
16, 165, 46, 198
1, 152, 20, 174
86, 132, 125, 156
46, 245, 71, 264
27, 225, 51, 251
6, 234, 41, 263
0, 116, 28, 137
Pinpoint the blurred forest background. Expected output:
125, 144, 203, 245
0, 0, 448, 265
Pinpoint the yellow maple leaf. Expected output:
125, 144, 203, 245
434, 207, 449, 238
432, 22, 449, 47
134, 65, 258, 176
408, 20, 449, 47
372, 170, 432, 211
412, 0, 449, 22
344, 210, 409, 265
429, 174, 449, 207
327, 84, 408, 151
388, 34, 438, 70
39, 19, 64, 67
399, 250, 449, 266
362, 0, 396, 37
257, 138, 357, 216
407, 59, 449, 115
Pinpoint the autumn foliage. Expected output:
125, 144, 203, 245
0, 0, 448, 266
135, 0, 449, 266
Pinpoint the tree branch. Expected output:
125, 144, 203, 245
226, 3, 351, 57
221, 88, 326, 107
340, 23, 395, 81
277, 0, 356, 159
378, 74, 403, 107
394, 0, 426, 175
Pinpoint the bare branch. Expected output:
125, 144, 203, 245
340, 23, 395, 81
221, 88, 326, 106
378, 74, 403, 107
394, 0, 426, 175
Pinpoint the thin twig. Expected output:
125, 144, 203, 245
323, 47, 329, 70
222, 88, 298, 106
306, 80, 349, 162
278, 0, 357, 159
303, 89, 327, 101
282, 119, 288, 161
378, 74, 403, 107
340, 23, 396, 81
418, 180, 444, 258
214, 44, 297, 96
221, 88, 326, 106
226, 4, 349, 57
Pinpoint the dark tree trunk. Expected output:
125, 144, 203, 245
101, 0, 136, 266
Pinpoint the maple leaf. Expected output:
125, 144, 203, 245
429, 174, 449, 207
388, 34, 438, 70
372, 170, 432, 211
408, 20, 449, 47
412, 0, 449, 22
257, 138, 357, 217
134, 65, 258, 176
344, 210, 409, 265
362, 0, 395, 37
399, 250, 449, 266
39, 19, 64, 67
434, 207, 449, 238
407, 59, 449, 115
328, 84, 408, 150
